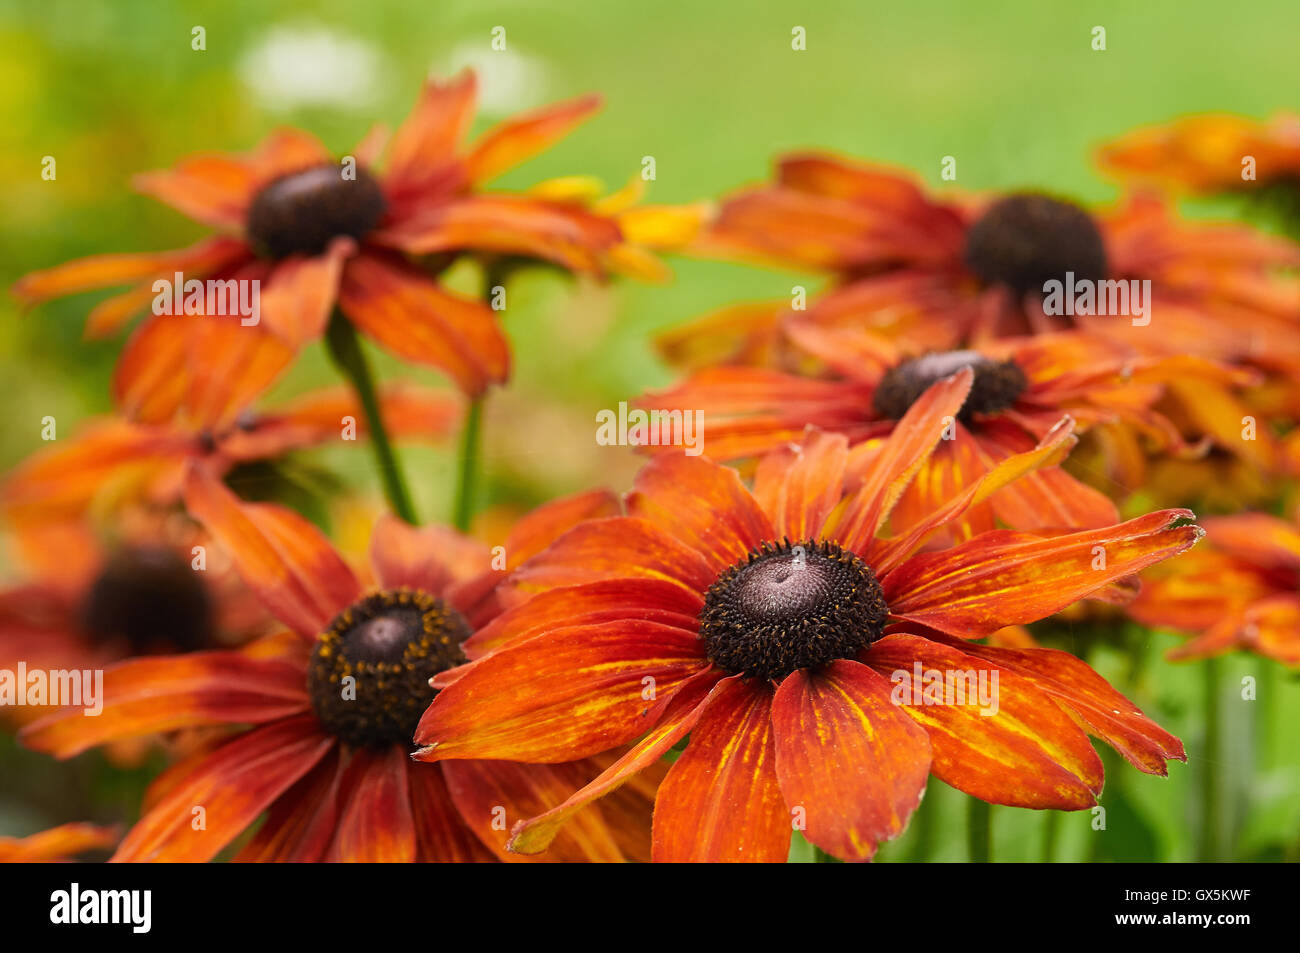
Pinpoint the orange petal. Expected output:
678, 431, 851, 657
257, 239, 353, 348
625, 453, 774, 573
413, 620, 708, 763
507, 667, 726, 855
383, 71, 478, 197
368, 513, 489, 596
863, 635, 1104, 808
752, 429, 849, 541
235, 748, 343, 862
652, 678, 789, 862
328, 745, 417, 862
19, 635, 310, 758
133, 156, 261, 228
771, 659, 930, 860
337, 250, 508, 397
183, 464, 360, 637
111, 715, 333, 862
465, 93, 602, 185
0, 823, 119, 862
408, 762, 498, 862
885, 510, 1203, 639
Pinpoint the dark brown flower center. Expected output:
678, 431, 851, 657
964, 193, 1108, 295
308, 589, 469, 747
246, 164, 386, 258
700, 539, 887, 681
79, 546, 215, 654
873, 350, 1028, 422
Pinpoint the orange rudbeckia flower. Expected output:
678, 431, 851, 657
645, 329, 1234, 532
21, 467, 655, 862
1097, 112, 1300, 197
1, 383, 456, 527
0, 823, 118, 863
1128, 510, 1300, 667
414, 372, 1198, 862
13, 71, 655, 398
684, 153, 1300, 374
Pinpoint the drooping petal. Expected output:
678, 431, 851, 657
863, 635, 1104, 808
328, 745, 417, 862
414, 620, 708, 763
651, 678, 790, 863
884, 510, 1203, 639
256, 238, 354, 348
183, 464, 360, 637
112, 714, 334, 862
771, 660, 930, 861
408, 762, 498, 862
337, 250, 508, 396
625, 453, 774, 573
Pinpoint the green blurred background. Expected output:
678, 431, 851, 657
1, 0, 1297, 860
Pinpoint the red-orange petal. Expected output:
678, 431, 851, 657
257, 239, 353, 348
465, 93, 602, 185
328, 745, 417, 862
752, 429, 850, 541
368, 514, 489, 597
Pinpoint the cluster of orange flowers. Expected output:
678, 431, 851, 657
3, 84, 1298, 863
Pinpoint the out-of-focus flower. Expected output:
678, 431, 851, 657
645, 329, 1240, 533
415, 374, 1197, 862
1128, 510, 1300, 666
1097, 112, 1300, 197
0, 823, 118, 862
14, 72, 690, 398
1, 383, 457, 527
21, 466, 656, 862
676, 153, 1300, 375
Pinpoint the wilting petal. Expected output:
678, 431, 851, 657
652, 678, 789, 863
504, 517, 717, 601
465, 93, 602, 184
111, 715, 333, 862
328, 745, 417, 862
369, 514, 489, 596
753, 429, 849, 541
414, 620, 708, 763
183, 464, 360, 637
947, 636, 1186, 774
509, 667, 727, 855
337, 250, 508, 396
863, 635, 1103, 808
833, 368, 975, 551
771, 660, 930, 861
885, 510, 1203, 639
257, 239, 353, 348
20, 635, 310, 757
626, 453, 773, 573
462, 578, 702, 661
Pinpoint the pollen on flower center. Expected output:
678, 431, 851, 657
699, 539, 888, 681
246, 164, 387, 258
963, 193, 1108, 295
873, 350, 1028, 422
79, 546, 215, 654
308, 589, 469, 748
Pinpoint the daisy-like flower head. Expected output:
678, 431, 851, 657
683, 153, 1300, 375
1097, 112, 1300, 198
414, 371, 1200, 863
1128, 510, 1300, 667
1, 382, 457, 527
644, 327, 1243, 533
14, 71, 690, 401
0, 823, 118, 863
20, 466, 656, 862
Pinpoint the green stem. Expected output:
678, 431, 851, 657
451, 397, 483, 532
325, 309, 418, 525
968, 798, 992, 863
1200, 657, 1222, 862
1041, 810, 1060, 863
